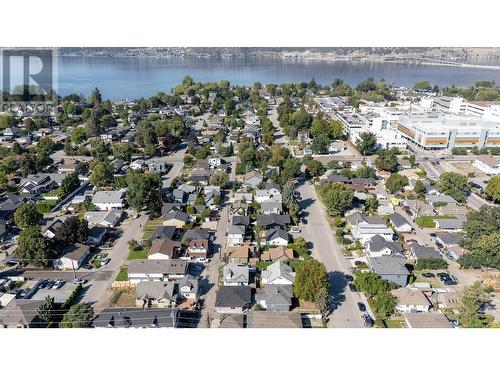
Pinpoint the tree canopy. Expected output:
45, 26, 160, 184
318, 182, 354, 216
293, 259, 329, 302
437, 172, 469, 203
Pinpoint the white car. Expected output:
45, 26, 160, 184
100, 258, 111, 267
290, 226, 301, 233
53, 279, 64, 289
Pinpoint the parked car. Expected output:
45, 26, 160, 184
53, 279, 64, 289
345, 274, 354, 282
348, 283, 357, 292
357, 302, 366, 312
38, 279, 48, 289
100, 258, 111, 267
437, 272, 450, 278
421, 272, 435, 278
45, 280, 55, 289
17, 289, 29, 298
290, 226, 301, 233
362, 314, 374, 327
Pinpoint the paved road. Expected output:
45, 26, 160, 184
198, 205, 229, 327
82, 214, 148, 310
296, 179, 370, 328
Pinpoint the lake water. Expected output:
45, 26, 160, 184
58, 56, 500, 100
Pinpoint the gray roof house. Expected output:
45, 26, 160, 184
435, 232, 463, 248
368, 256, 409, 287
261, 260, 295, 285
128, 259, 188, 282
135, 281, 178, 308
409, 243, 442, 261
256, 214, 291, 228
265, 228, 291, 246
93, 308, 179, 328
214, 286, 252, 314
389, 213, 413, 233
366, 235, 404, 258
223, 263, 250, 286
255, 284, 293, 312
0, 299, 45, 328
433, 215, 466, 232
425, 194, 457, 205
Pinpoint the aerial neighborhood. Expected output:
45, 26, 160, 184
1, 75, 499, 328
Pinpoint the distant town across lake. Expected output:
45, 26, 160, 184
58, 55, 500, 100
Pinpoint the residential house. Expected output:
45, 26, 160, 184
91, 190, 126, 211
225, 244, 252, 264
260, 246, 294, 262
19, 174, 57, 195
246, 311, 303, 328
473, 155, 500, 175
261, 260, 295, 285
261, 201, 283, 215
135, 281, 178, 308
187, 239, 209, 259
93, 308, 179, 328
409, 243, 442, 262
128, 259, 188, 283
425, 194, 457, 205
214, 286, 252, 314
404, 312, 452, 328
53, 243, 91, 270
256, 214, 291, 229
368, 256, 409, 287
366, 235, 404, 258
434, 203, 469, 217
231, 215, 250, 227
433, 216, 466, 232
389, 213, 413, 233
84, 210, 123, 228
391, 287, 432, 313
178, 275, 199, 301
151, 226, 177, 241
435, 232, 463, 248
0, 299, 45, 328
346, 212, 394, 244
255, 284, 293, 312
148, 239, 181, 260
223, 263, 250, 286
227, 225, 245, 246
265, 228, 290, 246
163, 211, 190, 228
243, 171, 263, 188
86, 225, 107, 246
255, 189, 282, 204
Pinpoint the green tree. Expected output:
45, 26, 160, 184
126, 172, 162, 211
355, 163, 377, 179
437, 172, 469, 203
354, 272, 389, 297
305, 159, 326, 177
414, 80, 432, 91
293, 259, 329, 302
457, 282, 490, 328
385, 173, 409, 194
60, 172, 81, 197
375, 149, 399, 172
209, 171, 229, 187
16, 226, 54, 267
414, 180, 426, 198
36, 296, 55, 327
485, 175, 500, 203
14, 203, 42, 228
318, 182, 354, 216
372, 291, 397, 319
70, 127, 88, 145
90, 161, 114, 187
60, 303, 94, 328
458, 232, 500, 269
356, 132, 378, 156
89, 87, 102, 105
55, 216, 88, 245
280, 158, 302, 186
90, 139, 111, 162
113, 143, 134, 162
364, 196, 379, 212
414, 257, 448, 270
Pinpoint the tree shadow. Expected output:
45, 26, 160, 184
299, 198, 315, 211
328, 270, 348, 314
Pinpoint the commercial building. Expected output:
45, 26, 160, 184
395, 113, 500, 150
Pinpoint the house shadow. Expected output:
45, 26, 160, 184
198, 276, 214, 296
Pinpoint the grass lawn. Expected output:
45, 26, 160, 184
385, 319, 405, 328
116, 266, 128, 281
415, 170, 427, 178
141, 218, 164, 241
415, 215, 455, 228
127, 247, 148, 260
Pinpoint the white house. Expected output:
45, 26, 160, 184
223, 263, 250, 286
261, 260, 295, 285
227, 225, 245, 246
53, 244, 91, 271
390, 288, 431, 313
208, 157, 222, 168
473, 155, 500, 175
91, 190, 126, 211
178, 275, 199, 301
346, 212, 394, 245
265, 229, 290, 247
130, 159, 145, 171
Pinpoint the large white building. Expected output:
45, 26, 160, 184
395, 113, 500, 150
